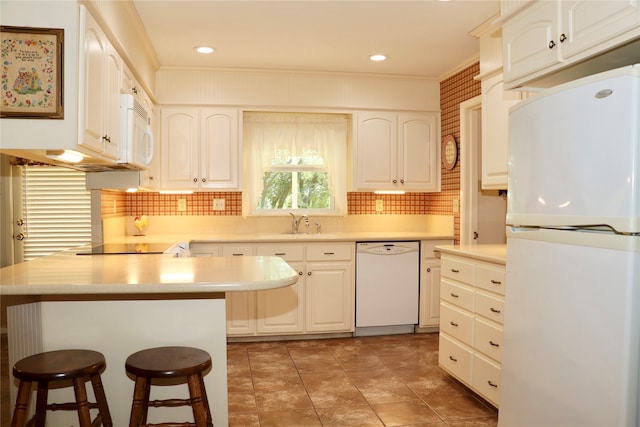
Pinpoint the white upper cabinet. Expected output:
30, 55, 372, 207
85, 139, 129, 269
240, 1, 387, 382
502, 0, 640, 88
78, 7, 122, 159
354, 111, 440, 192
160, 107, 240, 190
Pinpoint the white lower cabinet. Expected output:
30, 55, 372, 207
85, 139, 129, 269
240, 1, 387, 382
222, 242, 354, 337
418, 240, 453, 328
438, 252, 506, 408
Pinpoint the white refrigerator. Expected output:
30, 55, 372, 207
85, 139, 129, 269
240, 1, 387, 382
499, 65, 640, 427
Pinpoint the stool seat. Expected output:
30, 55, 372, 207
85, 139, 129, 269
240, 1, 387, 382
11, 349, 112, 427
125, 346, 213, 427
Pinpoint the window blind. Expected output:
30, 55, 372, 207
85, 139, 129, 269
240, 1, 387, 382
22, 166, 92, 261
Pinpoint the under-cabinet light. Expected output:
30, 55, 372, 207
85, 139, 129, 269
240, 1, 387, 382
159, 190, 194, 195
45, 150, 84, 163
374, 190, 405, 195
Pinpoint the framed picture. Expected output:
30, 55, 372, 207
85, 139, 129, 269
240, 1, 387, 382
1, 26, 64, 119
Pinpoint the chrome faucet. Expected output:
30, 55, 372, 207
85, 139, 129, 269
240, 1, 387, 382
289, 213, 308, 234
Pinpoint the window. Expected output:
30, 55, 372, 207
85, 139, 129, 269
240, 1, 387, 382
21, 166, 92, 260
243, 112, 348, 216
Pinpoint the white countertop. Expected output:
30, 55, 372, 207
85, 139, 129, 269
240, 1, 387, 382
117, 231, 454, 244
436, 244, 507, 264
0, 251, 298, 295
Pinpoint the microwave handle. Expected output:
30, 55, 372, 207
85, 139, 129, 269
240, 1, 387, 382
144, 126, 154, 165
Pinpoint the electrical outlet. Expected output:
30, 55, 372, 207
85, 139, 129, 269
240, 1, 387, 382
112, 200, 117, 214
177, 198, 187, 212
453, 198, 460, 213
375, 199, 384, 212
213, 199, 225, 211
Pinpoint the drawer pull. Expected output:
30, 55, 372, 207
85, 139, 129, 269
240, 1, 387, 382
450, 293, 459, 298
449, 321, 459, 327
490, 280, 502, 285
324, 252, 335, 255
488, 380, 498, 388
451, 268, 460, 273
232, 253, 244, 256
489, 340, 500, 347
490, 307, 501, 313
275, 252, 286, 256
449, 355, 458, 362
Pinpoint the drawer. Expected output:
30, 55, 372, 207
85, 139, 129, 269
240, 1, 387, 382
472, 353, 501, 407
474, 317, 503, 362
440, 302, 474, 345
441, 279, 474, 312
441, 256, 474, 285
423, 240, 453, 259
476, 264, 506, 295
439, 333, 472, 385
255, 244, 304, 262
306, 243, 353, 261
188, 243, 220, 256
221, 245, 255, 257
475, 291, 505, 324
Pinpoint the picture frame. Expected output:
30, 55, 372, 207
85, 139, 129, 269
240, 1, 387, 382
1, 26, 64, 119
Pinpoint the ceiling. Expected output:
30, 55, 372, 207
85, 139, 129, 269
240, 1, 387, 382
132, 0, 500, 79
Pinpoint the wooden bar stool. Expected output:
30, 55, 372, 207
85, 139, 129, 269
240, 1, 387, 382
11, 349, 113, 427
125, 346, 213, 427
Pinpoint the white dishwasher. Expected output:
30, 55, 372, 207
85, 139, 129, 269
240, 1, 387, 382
355, 241, 420, 336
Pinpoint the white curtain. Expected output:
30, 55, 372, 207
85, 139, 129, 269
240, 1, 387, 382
243, 112, 348, 216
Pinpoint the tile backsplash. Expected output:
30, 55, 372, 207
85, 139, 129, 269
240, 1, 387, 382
102, 191, 435, 217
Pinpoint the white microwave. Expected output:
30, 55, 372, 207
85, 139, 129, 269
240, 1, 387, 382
118, 94, 154, 169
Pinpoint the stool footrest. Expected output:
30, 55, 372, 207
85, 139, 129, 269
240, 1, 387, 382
149, 398, 194, 408
47, 401, 100, 412
140, 423, 196, 427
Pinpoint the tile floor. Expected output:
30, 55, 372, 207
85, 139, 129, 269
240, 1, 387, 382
1, 333, 498, 426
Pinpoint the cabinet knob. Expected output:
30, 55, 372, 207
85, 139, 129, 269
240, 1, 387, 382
393, 179, 397, 184
202, 178, 206, 182
559, 33, 567, 43
400, 179, 405, 184
307, 271, 312, 276
298, 270, 303, 276
193, 178, 198, 183
548, 40, 556, 49
426, 267, 431, 273
102, 135, 111, 142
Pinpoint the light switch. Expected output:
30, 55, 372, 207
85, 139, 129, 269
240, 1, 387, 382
375, 199, 384, 212
453, 198, 460, 213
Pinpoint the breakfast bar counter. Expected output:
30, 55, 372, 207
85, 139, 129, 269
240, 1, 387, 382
0, 251, 298, 426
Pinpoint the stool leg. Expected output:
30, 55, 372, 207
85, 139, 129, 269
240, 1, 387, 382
197, 373, 213, 427
128, 376, 149, 427
90, 373, 113, 427
186, 374, 208, 427
10, 380, 32, 427
72, 376, 92, 427
33, 381, 49, 427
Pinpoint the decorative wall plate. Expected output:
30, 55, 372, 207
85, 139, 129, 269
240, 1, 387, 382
442, 134, 458, 170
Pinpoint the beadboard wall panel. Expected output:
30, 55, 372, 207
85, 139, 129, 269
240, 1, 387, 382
156, 68, 440, 111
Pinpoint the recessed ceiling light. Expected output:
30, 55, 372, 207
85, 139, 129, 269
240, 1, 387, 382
195, 46, 214, 54
369, 54, 387, 62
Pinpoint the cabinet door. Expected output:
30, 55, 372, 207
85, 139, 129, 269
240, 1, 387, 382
305, 262, 353, 332
256, 262, 304, 334
226, 292, 257, 336
200, 109, 240, 190
560, 0, 640, 60
160, 108, 199, 189
503, 0, 559, 83
79, 11, 108, 154
355, 111, 397, 190
398, 113, 440, 191
481, 74, 523, 190
103, 43, 122, 160
419, 259, 441, 328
